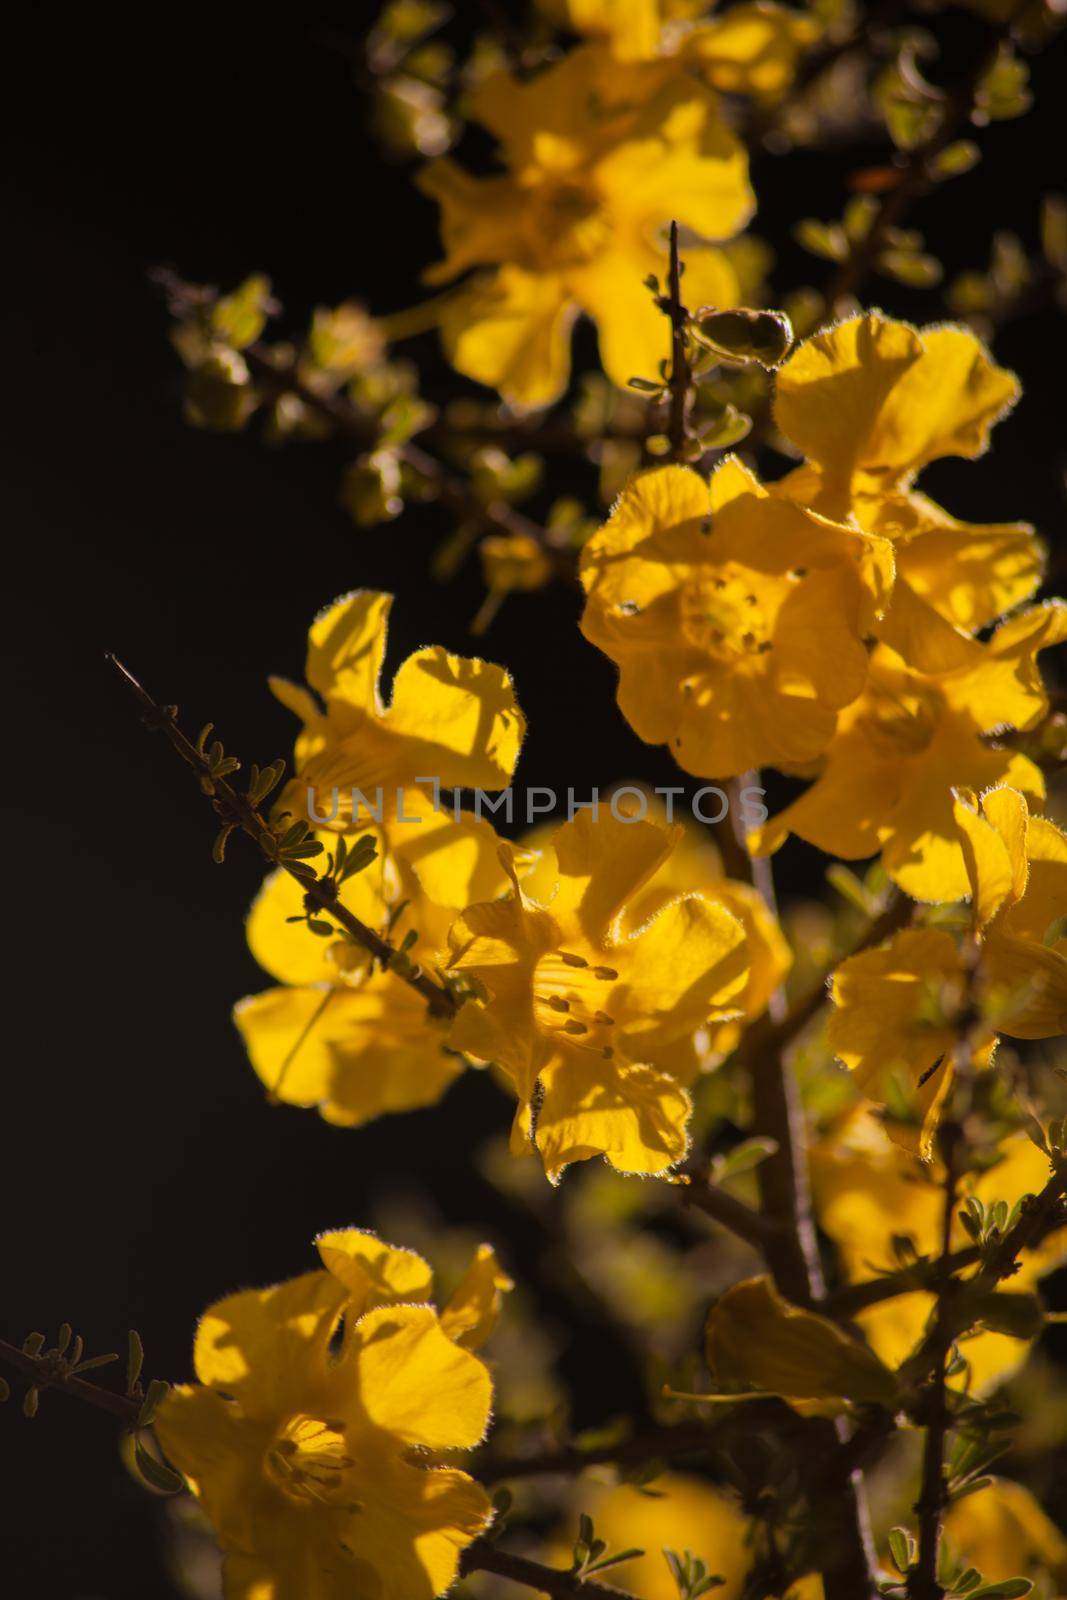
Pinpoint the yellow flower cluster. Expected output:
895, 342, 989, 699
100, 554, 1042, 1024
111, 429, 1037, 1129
580, 311, 1063, 905
235, 592, 793, 1179
156, 1232, 508, 1600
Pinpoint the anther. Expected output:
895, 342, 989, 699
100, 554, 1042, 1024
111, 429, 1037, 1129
563, 1019, 588, 1035
559, 951, 588, 967
592, 966, 618, 980
594, 1010, 615, 1025
547, 995, 571, 1012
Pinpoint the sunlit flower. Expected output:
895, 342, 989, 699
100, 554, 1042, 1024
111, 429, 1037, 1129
523, 792, 792, 1064
752, 601, 1067, 902
155, 1232, 502, 1600
446, 810, 749, 1179
954, 784, 1067, 1038
579, 459, 894, 779
828, 788, 1067, 1154
418, 45, 752, 407
812, 1108, 1067, 1392
271, 589, 525, 846
538, 0, 818, 97
827, 925, 994, 1159
773, 312, 1043, 649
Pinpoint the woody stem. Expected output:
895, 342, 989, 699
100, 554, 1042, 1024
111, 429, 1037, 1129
664, 220, 692, 463
909, 1126, 961, 1600
461, 1539, 627, 1597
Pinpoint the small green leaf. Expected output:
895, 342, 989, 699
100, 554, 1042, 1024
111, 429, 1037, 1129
137, 1377, 171, 1428
888, 1526, 913, 1575
878, 249, 943, 288
929, 141, 980, 179
794, 218, 848, 261
127, 1330, 145, 1394
133, 1435, 186, 1495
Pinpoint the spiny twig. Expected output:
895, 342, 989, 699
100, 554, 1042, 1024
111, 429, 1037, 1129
106, 654, 458, 1018
0, 1336, 142, 1427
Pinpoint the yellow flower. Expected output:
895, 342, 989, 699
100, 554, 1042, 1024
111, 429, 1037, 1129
579, 460, 894, 779
826, 788, 1067, 1151
538, 0, 819, 97
155, 1231, 502, 1600
752, 601, 1067, 902
942, 1477, 1067, 1588
233, 810, 519, 1126
812, 1108, 1067, 1392
828, 926, 994, 1159
523, 791, 792, 1063
418, 46, 752, 407
446, 810, 750, 1179
685, 5, 820, 97
954, 785, 1067, 1039
773, 312, 1043, 645
271, 589, 525, 845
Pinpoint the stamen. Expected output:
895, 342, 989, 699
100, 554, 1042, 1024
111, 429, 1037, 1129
546, 995, 571, 1012
593, 1010, 615, 1025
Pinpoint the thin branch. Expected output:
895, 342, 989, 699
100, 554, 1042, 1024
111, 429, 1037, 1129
663, 221, 692, 464
106, 654, 457, 1018
735, 882, 888, 1598
479, 1412, 787, 1485
908, 1128, 961, 1600
679, 1170, 785, 1249
899, 1157, 1067, 1393
0, 1337, 141, 1427
824, 1246, 980, 1321
461, 1539, 627, 1597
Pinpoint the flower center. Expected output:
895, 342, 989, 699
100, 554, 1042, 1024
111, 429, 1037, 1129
680, 567, 775, 662
533, 948, 620, 1057
266, 1415, 357, 1507
527, 178, 610, 267
860, 680, 942, 755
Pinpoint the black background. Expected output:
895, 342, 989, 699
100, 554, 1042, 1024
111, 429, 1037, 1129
5, 8, 1067, 1595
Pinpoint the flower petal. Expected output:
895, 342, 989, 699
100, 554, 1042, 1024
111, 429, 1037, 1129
193, 1271, 348, 1414
438, 267, 577, 410
385, 644, 525, 792
440, 1244, 514, 1350
353, 1304, 493, 1451
535, 1051, 691, 1179
315, 1230, 435, 1317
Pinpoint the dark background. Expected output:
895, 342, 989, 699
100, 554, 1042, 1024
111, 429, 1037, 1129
5, 8, 1066, 1595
